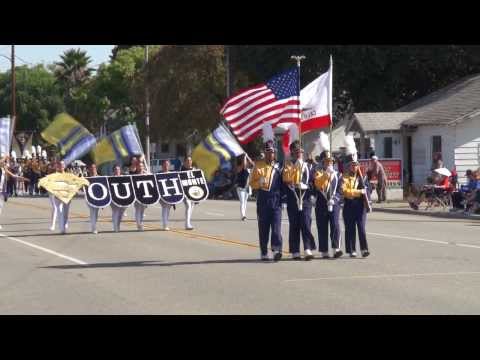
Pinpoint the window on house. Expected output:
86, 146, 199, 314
161, 143, 169, 153
384, 137, 393, 158
176, 144, 186, 157
432, 136, 442, 162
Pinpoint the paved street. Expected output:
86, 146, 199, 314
1, 196, 480, 314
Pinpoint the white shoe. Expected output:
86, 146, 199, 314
261, 255, 270, 261
137, 225, 144, 231
185, 226, 194, 230
65, 223, 69, 229
163, 227, 170, 231
49, 225, 55, 231
92, 230, 98, 234
305, 249, 313, 256
0, 224, 2, 229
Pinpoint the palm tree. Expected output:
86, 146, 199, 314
54, 48, 95, 90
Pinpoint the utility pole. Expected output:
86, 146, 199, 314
144, 45, 151, 169
225, 45, 231, 98
11, 45, 16, 139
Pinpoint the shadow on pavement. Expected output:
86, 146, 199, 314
41, 258, 267, 270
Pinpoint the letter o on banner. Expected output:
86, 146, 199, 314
85, 177, 111, 208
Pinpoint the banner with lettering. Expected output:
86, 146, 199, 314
84, 170, 209, 208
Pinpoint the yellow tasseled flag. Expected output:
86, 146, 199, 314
192, 142, 221, 182
91, 137, 117, 165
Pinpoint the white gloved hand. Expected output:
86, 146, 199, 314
360, 189, 366, 194
328, 199, 335, 206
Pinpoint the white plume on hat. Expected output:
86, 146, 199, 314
344, 134, 358, 162
262, 122, 275, 143
314, 131, 330, 156
287, 124, 299, 146
11, 150, 17, 159
37, 145, 42, 155
41, 150, 47, 159
31, 146, 36, 155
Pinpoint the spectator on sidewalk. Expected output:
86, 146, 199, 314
368, 154, 387, 203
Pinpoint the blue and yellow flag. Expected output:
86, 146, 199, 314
92, 124, 143, 165
192, 125, 244, 181
41, 113, 96, 166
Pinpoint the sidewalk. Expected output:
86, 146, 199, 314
372, 201, 480, 220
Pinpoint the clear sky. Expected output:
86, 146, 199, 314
0, 45, 115, 72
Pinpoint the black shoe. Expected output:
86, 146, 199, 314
362, 250, 370, 258
293, 256, 302, 261
322, 254, 330, 259
242, 216, 247, 221
305, 254, 314, 261
334, 250, 343, 258
273, 252, 282, 262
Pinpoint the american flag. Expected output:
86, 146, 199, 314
220, 67, 301, 144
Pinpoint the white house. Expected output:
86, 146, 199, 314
353, 73, 480, 186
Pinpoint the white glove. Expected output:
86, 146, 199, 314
360, 189, 366, 194
328, 199, 335, 206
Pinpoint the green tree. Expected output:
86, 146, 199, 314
53, 48, 95, 91
93, 46, 161, 135
146, 45, 226, 140
0, 64, 65, 136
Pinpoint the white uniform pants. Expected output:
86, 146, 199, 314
89, 206, 100, 232
161, 203, 172, 228
53, 197, 70, 233
0, 194, 4, 227
236, 187, 250, 218
111, 204, 126, 232
49, 194, 58, 230
134, 202, 147, 229
184, 198, 194, 228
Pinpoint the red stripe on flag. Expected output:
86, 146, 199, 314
300, 115, 332, 133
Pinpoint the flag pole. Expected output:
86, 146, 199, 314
329, 55, 333, 155
291, 55, 306, 211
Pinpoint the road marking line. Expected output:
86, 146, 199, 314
204, 211, 225, 217
455, 243, 480, 249
0, 233, 88, 266
285, 271, 480, 282
367, 232, 449, 245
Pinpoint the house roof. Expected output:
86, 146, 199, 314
353, 112, 417, 132
397, 73, 480, 126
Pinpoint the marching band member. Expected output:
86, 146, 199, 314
313, 132, 343, 259
249, 124, 284, 261
342, 135, 371, 258
110, 164, 127, 232
181, 155, 195, 230
54, 160, 71, 234
0, 155, 30, 229
160, 159, 173, 231
87, 163, 101, 234
47, 160, 59, 231
134, 161, 148, 231
235, 153, 254, 221
282, 139, 315, 261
